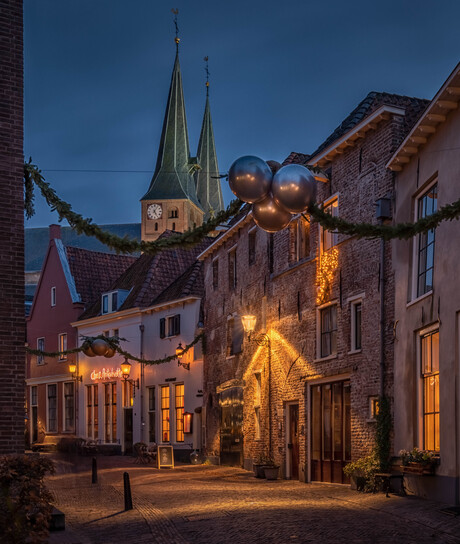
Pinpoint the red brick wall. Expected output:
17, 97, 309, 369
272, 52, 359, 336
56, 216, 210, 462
202, 113, 407, 478
0, 0, 25, 454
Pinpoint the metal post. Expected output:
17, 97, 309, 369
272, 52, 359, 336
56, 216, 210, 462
123, 472, 133, 511
91, 457, 97, 484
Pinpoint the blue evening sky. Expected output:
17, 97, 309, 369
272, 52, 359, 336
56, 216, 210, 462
24, 0, 460, 227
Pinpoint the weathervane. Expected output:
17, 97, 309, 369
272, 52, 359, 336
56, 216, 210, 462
171, 8, 180, 47
204, 56, 210, 94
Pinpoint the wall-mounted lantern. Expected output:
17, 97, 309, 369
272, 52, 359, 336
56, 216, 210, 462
184, 412, 193, 434
69, 362, 82, 382
176, 342, 190, 370
120, 358, 139, 393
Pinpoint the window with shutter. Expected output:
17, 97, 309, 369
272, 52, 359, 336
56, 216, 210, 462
160, 318, 165, 338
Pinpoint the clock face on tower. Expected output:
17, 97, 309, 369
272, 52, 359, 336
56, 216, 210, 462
147, 203, 162, 220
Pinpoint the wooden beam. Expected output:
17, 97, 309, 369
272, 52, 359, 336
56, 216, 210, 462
396, 156, 410, 164
446, 86, 460, 96
426, 113, 446, 122
410, 136, 427, 144
418, 125, 436, 133
368, 123, 377, 130
437, 100, 458, 110
389, 164, 403, 172
402, 146, 418, 154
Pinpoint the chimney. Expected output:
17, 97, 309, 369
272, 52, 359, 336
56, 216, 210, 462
49, 224, 61, 241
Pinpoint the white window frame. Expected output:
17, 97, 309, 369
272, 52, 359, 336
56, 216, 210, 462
101, 289, 130, 314
411, 180, 438, 302
320, 195, 339, 253
58, 333, 67, 361
166, 314, 180, 337
51, 286, 56, 307
46, 383, 58, 433
316, 300, 338, 361
37, 337, 45, 365
350, 299, 362, 353
63, 381, 75, 432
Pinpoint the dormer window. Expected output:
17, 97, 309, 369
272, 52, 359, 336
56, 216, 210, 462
101, 289, 130, 314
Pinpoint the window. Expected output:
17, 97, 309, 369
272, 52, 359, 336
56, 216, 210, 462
51, 286, 56, 307
148, 387, 156, 443
416, 183, 437, 297
31, 386, 38, 407
226, 316, 243, 357
104, 383, 117, 443
421, 330, 439, 452
58, 333, 67, 360
161, 385, 170, 442
64, 382, 75, 431
351, 301, 362, 351
155, 222, 158, 231
248, 230, 256, 266
113, 329, 119, 338
320, 304, 337, 358
254, 373, 261, 440
228, 248, 237, 290
169, 207, 178, 218
103, 330, 110, 337
31, 386, 38, 442
175, 384, 185, 442
160, 314, 181, 338
47, 384, 57, 433
86, 384, 98, 439
101, 289, 129, 314
289, 217, 310, 263
322, 198, 339, 251
172, 222, 176, 231
212, 259, 219, 290
123, 380, 134, 408
37, 337, 45, 365
369, 396, 379, 420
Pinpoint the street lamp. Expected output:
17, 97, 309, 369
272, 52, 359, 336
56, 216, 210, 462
176, 342, 190, 370
120, 358, 139, 392
69, 362, 82, 382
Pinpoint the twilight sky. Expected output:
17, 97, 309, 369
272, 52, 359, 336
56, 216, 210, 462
24, 0, 460, 228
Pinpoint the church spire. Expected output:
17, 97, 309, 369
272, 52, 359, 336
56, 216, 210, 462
141, 12, 201, 208
195, 57, 224, 220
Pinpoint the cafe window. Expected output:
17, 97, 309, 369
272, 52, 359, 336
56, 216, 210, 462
161, 385, 170, 442
148, 387, 156, 443
47, 384, 57, 433
123, 380, 134, 408
63, 382, 75, 431
86, 384, 98, 440
175, 384, 185, 443
104, 383, 117, 443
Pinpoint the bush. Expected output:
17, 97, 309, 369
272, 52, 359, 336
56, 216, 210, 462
0, 455, 55, 544
343, 451, 380, 492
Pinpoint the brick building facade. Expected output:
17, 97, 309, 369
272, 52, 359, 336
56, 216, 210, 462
199, 92, 428, 482
0, 0, 24, 454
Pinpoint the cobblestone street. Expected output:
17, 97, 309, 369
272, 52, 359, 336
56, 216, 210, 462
46, 455, 460, 544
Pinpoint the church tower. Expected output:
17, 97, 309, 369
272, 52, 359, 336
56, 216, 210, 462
195, 58, 224, 221
141, 34, 204, 242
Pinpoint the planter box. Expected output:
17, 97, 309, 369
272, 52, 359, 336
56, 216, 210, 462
402, 462, 435, 475
253, 464, 267, 478
264, 466, 280, 480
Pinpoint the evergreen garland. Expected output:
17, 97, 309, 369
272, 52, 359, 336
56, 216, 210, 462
25, 332, 203, 367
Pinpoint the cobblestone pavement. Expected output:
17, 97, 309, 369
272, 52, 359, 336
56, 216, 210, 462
47, 455, 460, 544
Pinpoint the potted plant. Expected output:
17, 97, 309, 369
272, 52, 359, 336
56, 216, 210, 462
343, 451, 380, 491
262, 457, 280, 480
399, 448, 437, 474
253, 454, 270, 478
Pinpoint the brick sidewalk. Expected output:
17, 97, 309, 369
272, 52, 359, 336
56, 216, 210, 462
47, 458, 460, 544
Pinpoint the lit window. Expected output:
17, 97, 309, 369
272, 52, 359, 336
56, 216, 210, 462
320, 305, 337, 358
64, 382, 75, 431
123, 380, 134, 408
51, 286, 56, 307
254, 373, 261, 440
47, 384, 57, 433
228, 248, 237, 290
369, 396, 379, 420
212, 259, 219, 290
322, 198, 339, 252
148, 387, 156, 443
161, 385, 170, 442
290, 216, 310, 263
351, 301, 362, 351
416, 183, 437, 297
104, 383, 117, 444
37, 338, 45, 365
86, 384, 98, 439
421, 330, 439, 452
248, 230, 256, 266
175, 384, 185, 442
58, 333, 67, 360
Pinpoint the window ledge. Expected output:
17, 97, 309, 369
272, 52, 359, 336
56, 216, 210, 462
313, 354, 338, 363
347, 349, 362, 355
406, 290, 433, 308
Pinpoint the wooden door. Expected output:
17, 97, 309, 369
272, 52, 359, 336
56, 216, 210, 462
288, 404, 299, 479
311, 380, 351, 483
219, 387, 244, 466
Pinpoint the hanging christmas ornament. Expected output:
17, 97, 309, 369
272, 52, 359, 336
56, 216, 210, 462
82, 341, 96, 357
91, 338, 108, 356
104, 345, 116, 358
228, 155, 272, 203
252, 194, 293, 232
272, 164, 317, 213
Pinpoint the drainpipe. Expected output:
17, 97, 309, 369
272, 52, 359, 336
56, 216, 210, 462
139, 324, 145, 442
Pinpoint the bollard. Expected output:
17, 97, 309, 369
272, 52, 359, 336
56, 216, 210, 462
92, 457, 97, 484
123, 471, 133, 511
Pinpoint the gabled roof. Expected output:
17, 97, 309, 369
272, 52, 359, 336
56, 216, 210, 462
79, 231, 212, 320
308, 92, 429, 167
387, 62, 460, 171
141, 49, 201, 208
153, 260, 203, 305
282, 152, 311, 166
195, 92, 224, 220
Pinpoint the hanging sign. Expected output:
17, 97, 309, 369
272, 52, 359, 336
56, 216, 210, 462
157, 445, 174, 469
90, 367, 123, 381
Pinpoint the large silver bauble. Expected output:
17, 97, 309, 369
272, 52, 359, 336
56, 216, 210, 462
91, 338, 108, 356
272, 164, 317, 214
252, 194, 293, 233
82, 341, 96, 357
228, 155, 272, 203
104, 345, 116, 358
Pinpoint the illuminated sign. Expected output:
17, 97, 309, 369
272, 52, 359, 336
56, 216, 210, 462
90, 368, 123, 381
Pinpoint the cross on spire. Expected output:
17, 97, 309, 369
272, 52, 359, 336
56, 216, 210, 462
204, 56, 210, 96
171, 8, 180, 48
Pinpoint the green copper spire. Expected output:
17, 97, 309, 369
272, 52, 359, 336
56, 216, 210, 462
141, 43, 201, 208
195, 58, 223, 220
